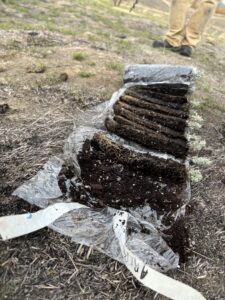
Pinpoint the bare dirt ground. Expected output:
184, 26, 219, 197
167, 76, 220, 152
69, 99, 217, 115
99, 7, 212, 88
0, 0, 225, 299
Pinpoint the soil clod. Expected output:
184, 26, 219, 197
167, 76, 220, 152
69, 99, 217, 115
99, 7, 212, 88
0, 103, 10, 114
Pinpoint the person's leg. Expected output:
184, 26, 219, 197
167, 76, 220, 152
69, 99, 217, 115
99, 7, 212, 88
182, 0, 219, 47
165, 0, 193, 47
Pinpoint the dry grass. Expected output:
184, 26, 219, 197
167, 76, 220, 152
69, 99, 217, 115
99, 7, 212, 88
1, 231, 158, 300
0, 0, 225, 299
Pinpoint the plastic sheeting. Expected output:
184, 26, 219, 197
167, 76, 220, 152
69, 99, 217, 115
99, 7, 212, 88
124, 64, 196, 89
13, 65, 197, 275
0, 202, 205, 300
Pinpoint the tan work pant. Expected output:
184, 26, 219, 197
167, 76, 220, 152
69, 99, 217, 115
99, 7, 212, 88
165, 0, 219, 47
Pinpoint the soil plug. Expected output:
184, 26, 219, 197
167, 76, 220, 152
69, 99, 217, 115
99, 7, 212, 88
105, 118, 188, 159
126, 86, 188, 104
113, 106, 187, 140
120, 95, 188, 118
114, 101, 187, 132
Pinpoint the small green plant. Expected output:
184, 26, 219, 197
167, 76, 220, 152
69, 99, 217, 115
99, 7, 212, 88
190, 110, 203, 123
87, 61, 96, 66
17, 7, 29, 13
190, 169, 203, 183
7, 40, 22, 50
192, 156, 212, 166
106, 62, 123, 73
187, 133, 206, 151
191, 100, 201, 109
37, 63, 47, 73
72, 52, 86, 61
26, 63, 47, 74
188, 120, 202, 130
78, 71, 93, 78
36, 73, 68, 85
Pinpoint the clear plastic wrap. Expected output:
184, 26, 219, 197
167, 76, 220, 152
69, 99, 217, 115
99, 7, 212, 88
124, 64, 197, 88
13, 64, 197, 274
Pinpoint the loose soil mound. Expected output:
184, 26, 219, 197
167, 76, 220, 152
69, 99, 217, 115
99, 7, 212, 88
58, 135, 189, 262
76, 137, 186, 213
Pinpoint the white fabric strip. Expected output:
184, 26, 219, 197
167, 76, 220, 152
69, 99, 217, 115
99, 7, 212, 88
0, 203, 206, 300
113, 212, 206, 300
0, 202, 86, 240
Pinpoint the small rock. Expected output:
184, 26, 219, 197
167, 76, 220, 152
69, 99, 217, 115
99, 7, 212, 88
117, 34, 127, 39
59, 72, 68, 82
28, 31, 39, 36
0, 103, 10, 114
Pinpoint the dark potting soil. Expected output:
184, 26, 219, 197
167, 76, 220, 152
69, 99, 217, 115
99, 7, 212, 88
76, 138, 186, 214
127, 84, 189, 97
112, 115, 187, 149
91, 132, 187, 183
113, 101, 187, 133
164, 218, 190, 264
57, 137, 189, 262
105, 117, 188, 159
112, 105, 186, 140
126, 89, 189, 110
107, 84, 190, 160
120, 95, 188, 119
